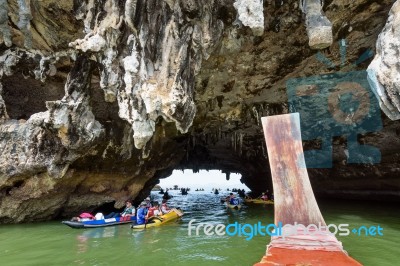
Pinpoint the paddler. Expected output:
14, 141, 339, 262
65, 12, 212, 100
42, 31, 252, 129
136, 202, 147, 225
146, 201, 162, 219
229, 193, 240, 206
161, 199, 171, 214
259, 192, 269, 201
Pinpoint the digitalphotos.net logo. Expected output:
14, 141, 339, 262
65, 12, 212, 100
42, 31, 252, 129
286, 39, 382, 168
188, 219, 384, 241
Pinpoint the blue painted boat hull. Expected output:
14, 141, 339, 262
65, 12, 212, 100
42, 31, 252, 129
62, 216, 136, 229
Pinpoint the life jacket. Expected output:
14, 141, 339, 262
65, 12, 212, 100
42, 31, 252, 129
122, 207, 135, 216
161, 203, 170, 213
136, 207, 147, 225
230, 198, 240, 205
261, 195, 268, 200
147, 207, 157, 217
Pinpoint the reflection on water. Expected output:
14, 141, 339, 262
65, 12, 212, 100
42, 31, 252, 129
77, 227, 120, 253
79, 226, 120, 239
0, 191, 398, 266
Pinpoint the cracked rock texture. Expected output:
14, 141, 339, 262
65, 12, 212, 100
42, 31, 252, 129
0, 0, 399, 223
368, 0, 400, 120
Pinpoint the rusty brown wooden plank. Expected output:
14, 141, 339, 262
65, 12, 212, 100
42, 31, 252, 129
261, 113, 326, 226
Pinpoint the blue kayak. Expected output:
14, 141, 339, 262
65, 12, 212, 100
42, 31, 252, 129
62, 216, 136, 229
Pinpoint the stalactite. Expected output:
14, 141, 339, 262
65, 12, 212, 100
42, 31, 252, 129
1, 0, 33, 48
261, 143, 267, 159
186, 143, 189, 161
234, 132, 237, 152
282, 103, 289, 114
239, 132, 243, 156
259, 104, 265, 118
143, 131, 154, 160
252, 105, 260, 126
17, 0, 33, 49
300, 0, 332, 49
0, 0, 12, 47
0, 82, 9, 122
233, 0, 264, 36
124, 0, 138, 32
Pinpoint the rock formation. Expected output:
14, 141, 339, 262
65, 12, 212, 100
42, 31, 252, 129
0, 0, 399, 223
368, 0, 400, 120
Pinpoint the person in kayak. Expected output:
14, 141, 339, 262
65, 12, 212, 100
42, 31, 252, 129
161, 199, 171, 214
71, 212, 95, 222
229, 193, 240, 206
223, 195, 230, 203
145, 197, 153, 208
136, 202, 148, 225
238, 189, 246, 198
146, 201, 162, 219
258, 192, 269, 201
163, 189, 171, 200
104, 200, 135, 219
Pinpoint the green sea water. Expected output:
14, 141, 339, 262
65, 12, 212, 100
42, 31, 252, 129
0, 191, 399, 266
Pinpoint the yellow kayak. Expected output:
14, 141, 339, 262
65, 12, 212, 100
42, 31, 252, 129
131, 208, 183, 229
227, 203, 241, 210
244, 198, 274, 205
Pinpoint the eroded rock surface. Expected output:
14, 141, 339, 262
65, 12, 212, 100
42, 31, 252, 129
0, 0, 399, 223
368, 0, 400, 120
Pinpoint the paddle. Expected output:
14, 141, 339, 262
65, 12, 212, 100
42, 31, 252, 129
144, 207, 149, 229
144, 215, 163, 229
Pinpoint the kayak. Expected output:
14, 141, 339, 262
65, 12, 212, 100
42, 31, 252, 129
244, 198, 274, 205
131, 208, 183, 229
62, 216, 136, 229
226, 203, 241, 210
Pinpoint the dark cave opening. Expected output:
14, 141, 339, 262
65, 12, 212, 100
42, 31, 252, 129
2, 73, 65, 120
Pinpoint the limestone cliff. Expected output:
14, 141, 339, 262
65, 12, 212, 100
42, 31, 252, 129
368, 0, 400, 120
0, 0, 399, 223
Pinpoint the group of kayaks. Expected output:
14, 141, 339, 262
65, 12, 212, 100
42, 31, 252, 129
62, 208, 183, 229
62, 197, 271, 229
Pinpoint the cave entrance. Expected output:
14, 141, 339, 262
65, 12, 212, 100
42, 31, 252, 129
156, 169, 249, 194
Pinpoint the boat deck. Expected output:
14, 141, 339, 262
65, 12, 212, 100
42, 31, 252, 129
255, 247, 362, 266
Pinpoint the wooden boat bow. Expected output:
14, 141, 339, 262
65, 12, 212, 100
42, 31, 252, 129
254, 113, 362, 266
